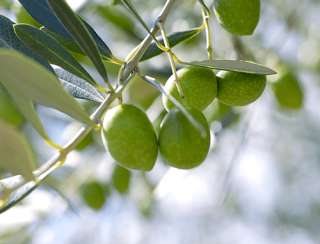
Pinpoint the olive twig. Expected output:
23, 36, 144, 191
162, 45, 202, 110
200, 1, 214, 60
157, 22, 184, 98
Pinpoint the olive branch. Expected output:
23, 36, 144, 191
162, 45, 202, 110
0, 0, 178, 214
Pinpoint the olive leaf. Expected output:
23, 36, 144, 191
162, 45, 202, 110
96, 5, 141, 40
17, 0, 114, 60
14, 24, 96, 85
40, 27, 110, 64
47, 0, 109, 82
0, 15, 53, 72
141, 28, 202, 61
183, 60, 276, 75
55, 68, 105, 103
0, 120, 35, 181
0, 49, 94, 140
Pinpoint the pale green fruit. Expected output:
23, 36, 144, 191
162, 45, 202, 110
204, 100, 232, 123
162, 67, 217, 111
272, 70, 304, 110
111, 165, 131, 194
214, 0, 260, 35
124, 75, 159, 110
159, 109, 210, 169
102, 104, 158, 171
80, 180, 108, 210
217, 71, 266, 106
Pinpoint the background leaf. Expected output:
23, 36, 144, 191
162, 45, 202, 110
141, 28, 202, 61
0, 15, 53, 72
96, 5, 141, 40
0, 120, 35, 181
14, 24, 96, 85
55, 68, 105, 103
48, 0, 109, 82
184, 60, 277, 75
0, 49, 94, 140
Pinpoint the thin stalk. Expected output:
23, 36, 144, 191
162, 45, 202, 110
158, 22, 184, 97
201, 6, 214, 60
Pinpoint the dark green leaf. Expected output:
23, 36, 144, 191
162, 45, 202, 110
14, 24, 97, 85
184, 60, 277, 75
48, 0, 109, 81
141, 28, 202, 61
17, 0, 113, 60
41, 27, 118, 63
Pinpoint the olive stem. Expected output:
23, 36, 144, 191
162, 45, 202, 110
157, 22, 184, 98
201, 4, 214, 60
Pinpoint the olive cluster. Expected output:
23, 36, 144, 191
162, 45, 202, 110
101, 66, 266, 171
100, 0, 266, 171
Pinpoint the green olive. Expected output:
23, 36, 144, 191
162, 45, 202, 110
159, 109, 211, 169
162, 67, 217, 111
272, 70, 304, 110
111, 165, 131, 194
80, 180, 107, 210
217, 71, 266, 106
101, 104, 158, 171
214, 0, 260, 35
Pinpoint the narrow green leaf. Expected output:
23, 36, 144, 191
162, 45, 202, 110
17, 0, 114, 59
184, 60, 277, 75
0, 120, 35, 181
55, 68, 105, 103
14, 24, 97, 85
41, 27, 118, 64
141, 28, 202, 61
0, 49, 94, 139
48, 0, 108, 81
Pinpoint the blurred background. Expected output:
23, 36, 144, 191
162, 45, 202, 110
1, 0, 320, 243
